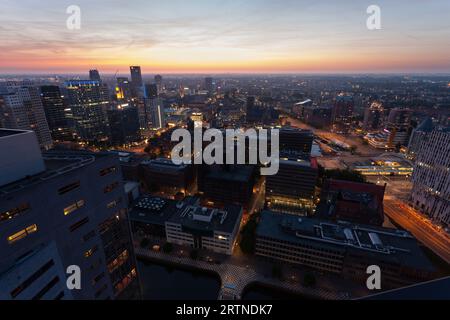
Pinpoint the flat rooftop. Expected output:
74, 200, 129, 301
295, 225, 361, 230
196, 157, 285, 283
256, 211, 435, 272
169, 198, 242, 234
0, 150, 113, 196
129, 196, 179, 226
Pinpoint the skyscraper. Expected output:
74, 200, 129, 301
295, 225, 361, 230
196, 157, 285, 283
65, 80, 110, 143
89, 69, 101, 82
410, 127, 450, 228
0, 86, 52, 149
386, 108, 412, 147
116, 77, 132, 101
145, 97, 165, 129
0, 129, 140, 299
129, 66, 143, 98
107, 103, 140, 145
154, 74, 163, 94
363, 101, 384, 131
40, 85, 74, 141
407, 117, 433, 161
145, 83, 158, 99
333, 94, 354, 133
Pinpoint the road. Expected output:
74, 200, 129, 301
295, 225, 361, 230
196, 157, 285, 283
384, 199, 450, 264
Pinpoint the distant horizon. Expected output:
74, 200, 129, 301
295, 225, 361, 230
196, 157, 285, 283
1, 1, 449, 74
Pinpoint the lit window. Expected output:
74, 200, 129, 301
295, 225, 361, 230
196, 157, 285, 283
84, 245, 98, 258
64, 200, 85, 216
7, 224, 38, 244
1, 203, 30, 223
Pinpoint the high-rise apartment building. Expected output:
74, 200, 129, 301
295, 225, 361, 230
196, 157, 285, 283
0, 129, 140, 299
40, 85, 74, 142
385, 108, 412, 147
106, 103, 140, 146
363, 101, 384, 131
129, 66, 143, 98
0, 86, 52, 149
154, 75, 163, 94
407, 117, 433, 161
145, 97, 165, 129
89, 69, 101, 82
65, 80, 110, 143
410, 127, 450, 228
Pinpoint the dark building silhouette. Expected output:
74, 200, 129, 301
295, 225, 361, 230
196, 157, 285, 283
40, 85, 73, 141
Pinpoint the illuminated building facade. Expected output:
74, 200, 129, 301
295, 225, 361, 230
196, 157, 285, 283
40, 85, 74, 142
0, 86, 53, 149
65, 80, 110, 143
0, 130, 139, 299
410, 128, 450, 228
256, 210, 435, 289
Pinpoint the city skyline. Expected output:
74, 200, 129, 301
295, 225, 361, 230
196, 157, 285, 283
1, 0, 449, 74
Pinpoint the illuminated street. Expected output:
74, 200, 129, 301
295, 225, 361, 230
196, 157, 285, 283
384, 199, 450, 264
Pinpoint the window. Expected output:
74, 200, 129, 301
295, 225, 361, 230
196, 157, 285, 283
106, 200, 118, 209
69, 217, 89, 232
63, 200, 85, 216
103, 182, 119, 194
83, 230, 96, 242
32, 276, 60, 300
7, 224, 38, 244
99, 166, 117, 176
58, 181, 80, 195
10, 260, 55, 298
1, 203, 30, 223
92, 272, 105, 285
84, 245, 98, 258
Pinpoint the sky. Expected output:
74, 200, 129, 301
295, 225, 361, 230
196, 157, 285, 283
0, 0, 449, 74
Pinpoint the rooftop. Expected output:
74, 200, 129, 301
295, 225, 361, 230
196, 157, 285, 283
256, 211, 435, 272
0, 150, 112, 196
169, 198, 242, 234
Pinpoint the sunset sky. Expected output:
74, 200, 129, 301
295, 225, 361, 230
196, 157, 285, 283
0, 0, 449, 74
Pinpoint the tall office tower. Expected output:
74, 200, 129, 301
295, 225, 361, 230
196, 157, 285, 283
129, 66, 143, 98
410, 127, 450, 228
0, 129, 140, 300
146, 98, 165, 129
407, 117, 433, 161
266, 153, 318, 215
89, 69, 101, 82
333, 94, 354, 132
385, 108, 412, 147
279, 128, 313, 154
303, 105, 333, 128
40, 85, 74, 142
363, 101, 384, 131
154, 74, 163, 94
116, 77, 132, 101
106, 103, 140, 146
144, 83, 158, 99
204, 77, 214, 94
0, 86, 52, 149
65, 80, 110, 143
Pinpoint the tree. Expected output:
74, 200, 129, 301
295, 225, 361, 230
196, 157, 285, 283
162, 242, 173, 253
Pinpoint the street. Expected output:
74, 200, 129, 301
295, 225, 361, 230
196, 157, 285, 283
384, 199, 450, 264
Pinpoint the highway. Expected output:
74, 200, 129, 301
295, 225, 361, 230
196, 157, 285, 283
384, 198, 450, 264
